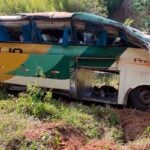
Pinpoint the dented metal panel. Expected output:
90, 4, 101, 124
18, 12, 74, 19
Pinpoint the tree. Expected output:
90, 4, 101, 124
131, 0, 150, 32
55, 0, 108, 17
85, 0, 108, 17
60, 0, 85, 12
0, 0, 55, 15
104, 0, 123, 16
0, 0, 115, 18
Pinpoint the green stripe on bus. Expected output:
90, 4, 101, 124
10, 54, 63, 77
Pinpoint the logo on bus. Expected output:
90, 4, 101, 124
0, 47, 23, 53
9, 48, 23, 53
134, 58, 150, 66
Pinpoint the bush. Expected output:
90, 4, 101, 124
112, 128, 123, 142
16, 84, 59, 119
16, 98, 33, 115
17, 98, 60, 120
0, 100, 16, 113
33, 102, 60, 119
108, 111, 119, 127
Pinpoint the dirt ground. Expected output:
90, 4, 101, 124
80, 140, 118, 150
23, 108, 150, 150
24, 108, 150, 150
25, 122, 86, 150
116, 108, 150, 142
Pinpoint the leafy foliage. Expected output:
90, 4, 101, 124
85, 0, 108, 17
124, 18, 134, 26
145, 126, 150, 137
0, 0, 108, 17
112, 128, 124, 142
131, 0, 150, 32
104, 0, 123, 15
0, 0, 55, 15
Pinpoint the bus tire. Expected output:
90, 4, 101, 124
128, 86, 150, 111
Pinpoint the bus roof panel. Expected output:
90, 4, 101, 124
73, 12, 122, 27
18, 12, 74, 19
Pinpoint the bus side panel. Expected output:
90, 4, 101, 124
117, 48, 150, 104
0, 52, 70, 90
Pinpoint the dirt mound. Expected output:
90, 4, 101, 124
58, 125, 85, 150
116, 109, 150, 142
24, 122, 60, 140
80, 140, 118, 150
24, 122, 85, 150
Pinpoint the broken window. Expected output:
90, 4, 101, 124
77, 68, 119, 102
0, 20, 29, 42
35, 19, 71, 44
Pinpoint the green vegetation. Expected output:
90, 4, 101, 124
131, 0, 150, 32
0, 0, 108, 16
0, 99, 27, 150
124, 18, 134, 26
16, 84, 119, 138
112, 128, 124, 142
0, 84, 119, 149
0, 84, 150, 149
0, 0, 124, 18
145, 126, 150, 137
106, 0, 123, 15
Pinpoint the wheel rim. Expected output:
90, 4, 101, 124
139, 89, 150, 105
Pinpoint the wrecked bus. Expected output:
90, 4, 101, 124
0, 12, 149, 110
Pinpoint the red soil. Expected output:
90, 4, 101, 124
80, 140, 118, 150
24, 122, 85, 150
24, 108, 150, 150
116, 109, 150, 142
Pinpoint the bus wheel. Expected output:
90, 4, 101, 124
129, 86, 150, 111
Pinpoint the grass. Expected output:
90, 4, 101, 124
15, 85, 120, 139
0, 100, 27, 150
0, 86, 119, 142
16, 96, 101, 138
0, 85, 150, 149
0, 95, 115, 149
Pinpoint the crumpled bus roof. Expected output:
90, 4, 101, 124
0, 12, 149, 51
73, 13, 150, 51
